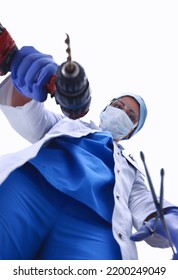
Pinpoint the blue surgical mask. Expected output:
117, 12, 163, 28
99, 106, 138, 140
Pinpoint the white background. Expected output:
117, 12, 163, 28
0, 0, 178, 260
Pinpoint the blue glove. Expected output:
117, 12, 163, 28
130, 208, 178, 260
11, 46, 58, 101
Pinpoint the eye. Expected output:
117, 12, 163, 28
128, 113, 138, 124
115, 105, 122, 109
112, 103, 123, 110
128, 114, 134, 121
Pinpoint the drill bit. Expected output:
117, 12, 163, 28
65, 33, 75, 73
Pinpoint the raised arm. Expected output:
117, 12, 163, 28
0, 47, 62, 143
11, 86, 32, 107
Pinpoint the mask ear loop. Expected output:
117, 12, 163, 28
133, 121, 138, 128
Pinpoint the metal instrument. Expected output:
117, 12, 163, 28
140, 151, 177, 259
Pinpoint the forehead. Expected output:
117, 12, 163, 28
117, 96, 140, 115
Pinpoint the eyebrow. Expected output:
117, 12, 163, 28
117, 100, 139, 117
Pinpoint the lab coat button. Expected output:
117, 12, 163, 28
118, 233, 123, 239
116, 195, 120, 200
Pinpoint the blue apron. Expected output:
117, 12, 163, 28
0, 131, 122, 259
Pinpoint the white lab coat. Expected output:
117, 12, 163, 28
0, 76, 173, 259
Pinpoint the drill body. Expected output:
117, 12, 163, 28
0, 23, 18, 75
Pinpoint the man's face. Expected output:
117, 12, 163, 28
110, 96, 140, 139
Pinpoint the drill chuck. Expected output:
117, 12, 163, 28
54, 61, 91, 119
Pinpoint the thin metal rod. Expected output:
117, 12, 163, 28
140, 151, 176, 255
64, 33, 75, 73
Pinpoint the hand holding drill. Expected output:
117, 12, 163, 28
0, 23, 91, 119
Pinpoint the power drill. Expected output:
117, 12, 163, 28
0, 23, 91, 119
